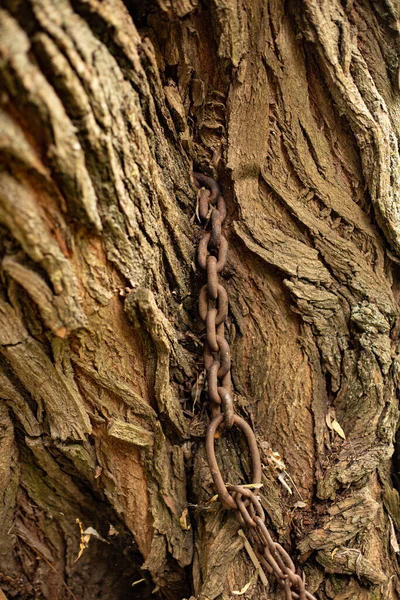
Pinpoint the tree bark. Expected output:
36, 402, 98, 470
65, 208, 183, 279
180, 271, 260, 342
0, 0, 399, 598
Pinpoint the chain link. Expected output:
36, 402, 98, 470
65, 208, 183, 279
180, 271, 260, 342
193, 172, 317, 600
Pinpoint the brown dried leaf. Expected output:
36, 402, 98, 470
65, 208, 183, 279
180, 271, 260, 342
389, 515, 399, 554
232, 573, 258, 595
108, 524, 118, 536
179, 508, 191, 531
331, 419, 346, 439
74, 518, 90, 563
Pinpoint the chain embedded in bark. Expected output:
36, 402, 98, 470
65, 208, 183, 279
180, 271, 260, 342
193, 173, 317, 600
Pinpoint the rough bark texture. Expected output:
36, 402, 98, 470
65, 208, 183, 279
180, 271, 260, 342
0, 0, 400, 598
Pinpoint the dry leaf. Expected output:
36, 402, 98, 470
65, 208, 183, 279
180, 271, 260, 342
74, 520, 108, 562
389, 515, 399, 553
278, 472, 293, 494
179, 508, 191, 531
232, 581, 252, 595
265, 449, 286, 471
331, 419, 346, 439
75, 518, 89, 563
0, 589, 9, 600
108, 524, 118, 536
83, 527, 108, 543
293, 501, 307, 509
232, 572, 258, 595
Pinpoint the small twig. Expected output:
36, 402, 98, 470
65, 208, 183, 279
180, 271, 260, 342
238, 529, 268, 587
232, 570, 259, 595
226, 482, 263, 490
282, 470, 304, 501
16, 534, 79, 600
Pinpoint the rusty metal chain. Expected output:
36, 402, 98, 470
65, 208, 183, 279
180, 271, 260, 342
193, 173, 317, 600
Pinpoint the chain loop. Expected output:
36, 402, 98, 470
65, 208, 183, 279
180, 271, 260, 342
205, 414, 262, 509
193, 172, 219, 207
206, 256, 218, 299
220, 390, 234, 429
228, 485, 265, 526
198, 188, 212, 220
198, 284, 228, 324
193, 173, 316, 600
198, 232, 228, 271
210, 208, 222, 249
205, 308, 218, 352
207, 362, 221, 405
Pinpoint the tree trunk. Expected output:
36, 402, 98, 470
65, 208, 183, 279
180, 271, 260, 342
0, 0, 399, 598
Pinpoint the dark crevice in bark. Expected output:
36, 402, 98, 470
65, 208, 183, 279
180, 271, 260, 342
0, 355, 39, 419
123, 0, 158, 29
14, 435, 149, 599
